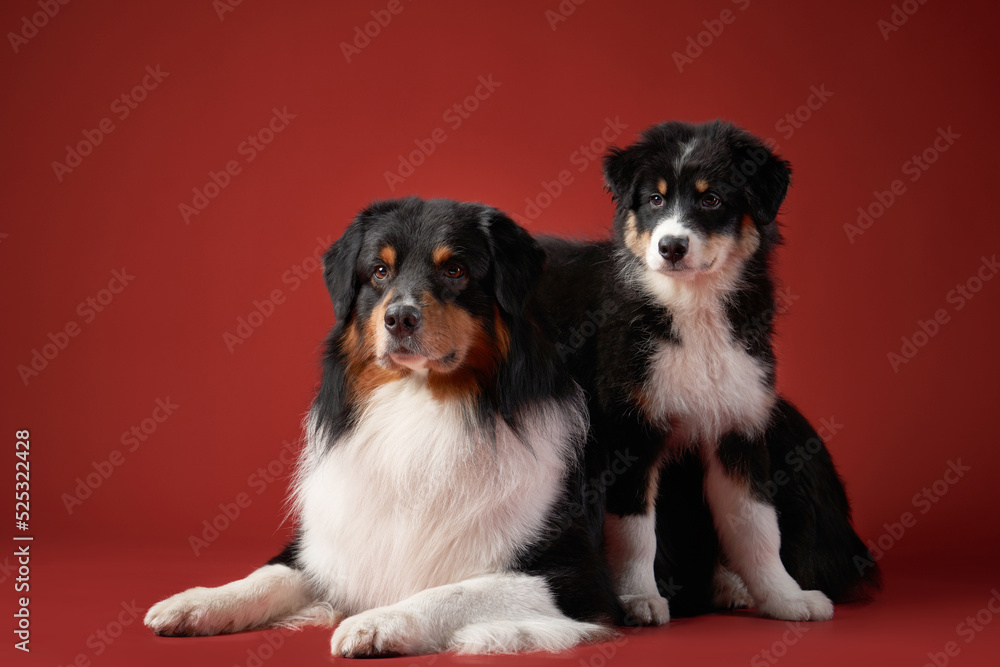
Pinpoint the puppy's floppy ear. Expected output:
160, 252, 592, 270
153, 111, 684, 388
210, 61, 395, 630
322, 220, 365, 322
603, 144, 644, 209
730, 131, 792, 225
484, 209, 545, 316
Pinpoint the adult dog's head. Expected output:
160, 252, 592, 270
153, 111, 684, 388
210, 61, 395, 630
322, 197, 546, 403
603, 120, 790, 297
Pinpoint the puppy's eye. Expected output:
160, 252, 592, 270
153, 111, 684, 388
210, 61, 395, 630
649, 194, 664, 207
701, 193, 722, 209
444, 264, 465, 279
373, 265, 389, 280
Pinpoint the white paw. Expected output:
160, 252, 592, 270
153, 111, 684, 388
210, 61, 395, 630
145, 587, 240, 636
620, 593, 671, 626
757, 589, 834, 621
330, 609, 423, 657
713, 568, 754, 610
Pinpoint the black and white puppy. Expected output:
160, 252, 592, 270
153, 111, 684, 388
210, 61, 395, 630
145, 197, 621, 656
537, 120, 880, 624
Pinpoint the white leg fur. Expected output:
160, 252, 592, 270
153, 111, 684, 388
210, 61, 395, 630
604, 513, 670, 625
703, 457, 834, 621
329, 573, 612, 657
144, 564, 325, 636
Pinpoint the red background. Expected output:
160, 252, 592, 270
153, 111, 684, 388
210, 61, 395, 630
2, 0, 998, 665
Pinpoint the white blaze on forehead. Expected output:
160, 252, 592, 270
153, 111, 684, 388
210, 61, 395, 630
674, 139, 697, 171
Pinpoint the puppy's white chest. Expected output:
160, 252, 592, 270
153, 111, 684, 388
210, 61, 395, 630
642, 303, 775, 444
296, 378, 571, 614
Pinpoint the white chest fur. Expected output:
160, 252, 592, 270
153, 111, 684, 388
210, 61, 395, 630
641, 293, 775, 446
295, 377, 578, 615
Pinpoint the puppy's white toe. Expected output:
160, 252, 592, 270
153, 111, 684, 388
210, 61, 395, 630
758, 589, 834, 622
620, 593, 671, 626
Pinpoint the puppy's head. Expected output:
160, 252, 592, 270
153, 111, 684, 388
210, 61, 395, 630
323, 197, 544, 399
603, 120, 790, 292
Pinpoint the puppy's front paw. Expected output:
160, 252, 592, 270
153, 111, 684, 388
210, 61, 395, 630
145, 588, 237, 636
331, 609, 423, 657
758, 589, 834, 622
620, 593, 670, 626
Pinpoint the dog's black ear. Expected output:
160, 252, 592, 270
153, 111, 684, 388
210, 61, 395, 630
322, 220, 365, 322
484, 209, 545, 316
731, 131, 792, 225
603, 145, 644, 209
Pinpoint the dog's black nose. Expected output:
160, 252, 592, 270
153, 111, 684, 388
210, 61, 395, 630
658, 236, 689, 263
384, 304, 421, 337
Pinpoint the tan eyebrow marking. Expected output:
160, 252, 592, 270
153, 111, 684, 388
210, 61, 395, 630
657, 179, 667, 195
695, 179, 710, 193
378, 246, 396, 269
432, 246, 454, 266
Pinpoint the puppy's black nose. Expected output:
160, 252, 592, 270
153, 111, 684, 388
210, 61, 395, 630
384, 304, 421, 337
658, 236, 689, 263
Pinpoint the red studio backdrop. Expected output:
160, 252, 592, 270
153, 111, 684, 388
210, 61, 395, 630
2, 1, 999, 665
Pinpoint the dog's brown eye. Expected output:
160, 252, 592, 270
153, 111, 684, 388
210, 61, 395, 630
701, 193, 721, 209
373, 265, 389, 280
649, 194, 664, 207
444, 264, 465, 279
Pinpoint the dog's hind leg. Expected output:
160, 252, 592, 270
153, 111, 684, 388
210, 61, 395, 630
703, 438, 834, 621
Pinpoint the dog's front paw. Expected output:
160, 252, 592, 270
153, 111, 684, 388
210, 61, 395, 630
757, 589, 834, 622
331, 609, 423, 657
620, 593, 670, 626
145, 588, 236, 636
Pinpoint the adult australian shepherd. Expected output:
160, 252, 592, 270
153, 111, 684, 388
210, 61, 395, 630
538, 120, 881, 624
145, 198, 620, 656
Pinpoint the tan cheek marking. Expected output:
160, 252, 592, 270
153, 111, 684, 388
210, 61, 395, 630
737, 214, 760, 257
340, 304, 402, 400
657, 179, 667, 195
425, 301, 499, 401
624, 212, 652, 260
432, 246, 453, 266
379, 246, 397, 271
695, 179, 710, 193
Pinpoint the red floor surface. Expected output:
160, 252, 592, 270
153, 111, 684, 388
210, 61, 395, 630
29, 543, 1000, 667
